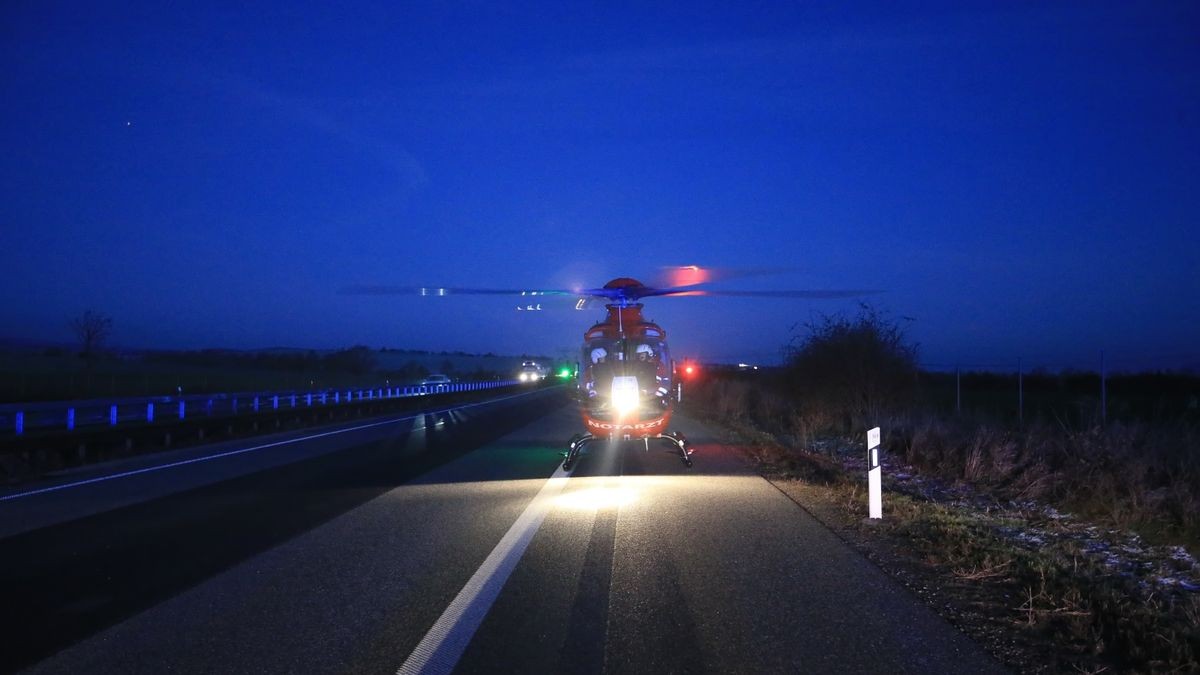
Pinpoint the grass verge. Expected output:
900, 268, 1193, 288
698, 408, 1200, 674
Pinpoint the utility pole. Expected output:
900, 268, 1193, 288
1101, 350, 1107, 428
1017, 357, 1023, 426
955, 365, 961, 415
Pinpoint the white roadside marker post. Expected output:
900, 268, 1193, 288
867, 426, 882, 520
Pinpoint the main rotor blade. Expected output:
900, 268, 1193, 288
340, 283, 881, 302
651, 265, 801, 288
646, 288, 884, 299
339, 285, 579, 297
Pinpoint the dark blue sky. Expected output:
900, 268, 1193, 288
2, 2, 1197, 370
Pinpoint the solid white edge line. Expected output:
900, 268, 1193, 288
398, 464, 574, 675
0, 388, 550, 503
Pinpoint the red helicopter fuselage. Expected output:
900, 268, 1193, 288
577, 286, 676, 440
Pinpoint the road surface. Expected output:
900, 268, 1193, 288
0, 387, 1006, 673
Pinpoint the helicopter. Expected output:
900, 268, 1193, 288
343, 268, 877, 470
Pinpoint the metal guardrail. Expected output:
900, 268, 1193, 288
0, 379, 520, 436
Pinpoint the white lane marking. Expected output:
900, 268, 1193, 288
0, 389, 548, 503
398, 464, 573, 675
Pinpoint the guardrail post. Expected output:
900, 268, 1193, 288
306, 393, 312, 406
253, 396, 260, 412
206, 399, 213, 416
233, 397, 239, 414
321, 392, 327, 404
290, 394, 296, 408
178, 400, 186, 420
272, 395, 279, 410
16, 411, 24, 435
67, 408, 75, 431
334, 392, 340, 403
147, 402, 155, 422
110, 405, 118, 426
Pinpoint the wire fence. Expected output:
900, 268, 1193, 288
915, 351, 1199, 426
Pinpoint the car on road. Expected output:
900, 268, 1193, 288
518, 361, 548, 382
419, 374, 452, 391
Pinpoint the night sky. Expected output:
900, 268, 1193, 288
2, 2, 1197, 370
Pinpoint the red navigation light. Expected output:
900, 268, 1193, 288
681, 361, 698, 378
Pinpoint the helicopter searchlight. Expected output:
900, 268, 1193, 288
611, 376, 640, 415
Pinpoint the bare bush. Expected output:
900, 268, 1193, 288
783, 305, 918, 432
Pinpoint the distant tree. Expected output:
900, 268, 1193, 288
323, 345, 377, 375
70, 310, 113, 364
783, 305, 919, 431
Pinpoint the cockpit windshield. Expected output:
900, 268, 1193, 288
580, 336, 673, 406
581, 338, 670, 366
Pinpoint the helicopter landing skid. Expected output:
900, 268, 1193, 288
561, 431, 693, 470
661, 431, 694, 468
561, 433, 593, 471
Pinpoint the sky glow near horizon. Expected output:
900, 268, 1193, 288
1, 2, 1197, 370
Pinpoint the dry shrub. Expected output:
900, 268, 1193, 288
904, 420, 960, 474
896, 501, 1200, 672
896, 415, 1200, 543
783, 305, 919, 432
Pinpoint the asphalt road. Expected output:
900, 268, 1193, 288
1, 387, 1007, 674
